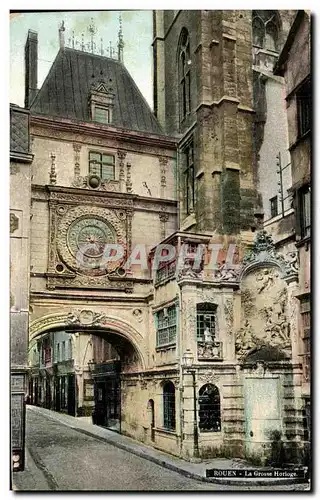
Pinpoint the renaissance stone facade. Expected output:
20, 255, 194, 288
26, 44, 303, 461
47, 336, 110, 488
23, 11, 310, 466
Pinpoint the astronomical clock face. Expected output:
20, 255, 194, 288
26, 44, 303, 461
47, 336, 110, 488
67, 216, 115, 273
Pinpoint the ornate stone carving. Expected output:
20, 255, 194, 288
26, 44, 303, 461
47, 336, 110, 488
159, 156, 168, 197
117, 149, 126, 191
197, 341, 223, 360
66, 309, 107, 326
10, 213, 19, 234
177, 263, 204, 281
48, 190, 134, 210
71, 175, 120, 192
197, 371, 219, 386
133, 309, 143, 322
224, 299, 234, 332
126, 163, 132, 193
73, 143, 81, 178
256, 268, 279, 294
285, 251, 299, 274
235, 320, 259, 359
214, 263, 240, 282
55, 205, 126, 276
241, 230, 298, 280
159, 210, 169, 239
49, 153, 57, 185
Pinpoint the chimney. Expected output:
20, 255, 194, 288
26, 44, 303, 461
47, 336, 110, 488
24, 30, 38, 108
59, 21, 65, 50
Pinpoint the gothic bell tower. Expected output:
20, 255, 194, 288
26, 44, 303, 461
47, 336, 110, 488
153, 10, 260, 245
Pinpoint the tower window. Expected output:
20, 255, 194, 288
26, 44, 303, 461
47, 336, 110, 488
270, 196, 278, 218
178, 29, 191, 121
183, 141, 195, 215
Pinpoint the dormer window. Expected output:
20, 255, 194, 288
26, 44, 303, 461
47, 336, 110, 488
94, 106, 110, 124
89, 80, 115, 124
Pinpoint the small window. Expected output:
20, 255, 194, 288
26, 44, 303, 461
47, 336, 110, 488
62, 341, 65, 361
163, 381, 176, 430
199, 384, 221, 432
156, 305, 177, 347
297, 79, 311, 137
270, 196, 278, 218
300, 185, 311, 239
89, 151, 115, 181
183, 141, 195, 215
300, 296, 310, 382
197, 303, 216, 342
94, 106, 110, 124
178, 29, 191, 121
57, 343, 60, 362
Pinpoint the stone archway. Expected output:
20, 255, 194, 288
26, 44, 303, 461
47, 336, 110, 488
29, 309, 148, 371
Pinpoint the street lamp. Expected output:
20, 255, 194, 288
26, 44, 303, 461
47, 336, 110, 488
182, 349, 199, 459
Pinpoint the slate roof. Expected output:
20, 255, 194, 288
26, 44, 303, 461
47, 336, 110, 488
30, 48, 164, 135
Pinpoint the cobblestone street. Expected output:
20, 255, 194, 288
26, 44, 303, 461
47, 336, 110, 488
11, 408, 310, 492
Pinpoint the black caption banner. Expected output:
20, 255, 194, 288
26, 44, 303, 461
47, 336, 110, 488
206, 468, 309, 479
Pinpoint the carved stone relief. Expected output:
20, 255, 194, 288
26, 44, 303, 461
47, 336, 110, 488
49, 153, 57, 185
237, 265, 291, 360
197, 371, 219, 387
10, 213, 19, 234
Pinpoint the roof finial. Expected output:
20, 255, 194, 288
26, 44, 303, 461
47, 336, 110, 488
88, 17, 97, 54
59, 20, 65, 50
118, 14, 124, 63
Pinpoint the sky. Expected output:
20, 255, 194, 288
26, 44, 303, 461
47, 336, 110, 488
10, 10, 154, 109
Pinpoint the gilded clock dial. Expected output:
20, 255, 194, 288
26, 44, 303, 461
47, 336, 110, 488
67, 217, 115, 265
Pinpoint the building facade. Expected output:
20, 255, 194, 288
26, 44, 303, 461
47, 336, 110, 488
10, 104, 33, 471
23, 11, 311, 466
274, 10, 311, 457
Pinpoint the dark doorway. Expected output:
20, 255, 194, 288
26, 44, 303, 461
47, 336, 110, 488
54, 378, 61, 412
92, 361, 121, 432
67, 374, 76, 416
45, 378, 52, 409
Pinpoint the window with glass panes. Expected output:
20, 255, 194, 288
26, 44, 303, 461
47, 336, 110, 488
89, 151, 115, 181
94, 106, 110, 124
300, 184, 311, 238
155, 259, 176, 284
156, 306, 177, 347
297, 78, 311, 137
163, 381, 176, 430
197, 303, 216, 341
300, 297, 310, 381
179, 29, 191, 120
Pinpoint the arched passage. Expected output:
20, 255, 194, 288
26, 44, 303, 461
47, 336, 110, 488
28, 311, 148, 430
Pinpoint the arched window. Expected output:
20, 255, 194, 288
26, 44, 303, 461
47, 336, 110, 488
252, 11, 280, 53
163, 381, 176, 430
252, 16, 264, 47
197, 303, 217, 342
178, 29, 191, 121
265, 21, 278, 51
199, 384, 221, 432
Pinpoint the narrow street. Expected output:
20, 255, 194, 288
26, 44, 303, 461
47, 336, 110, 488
12, 408, 309, 492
